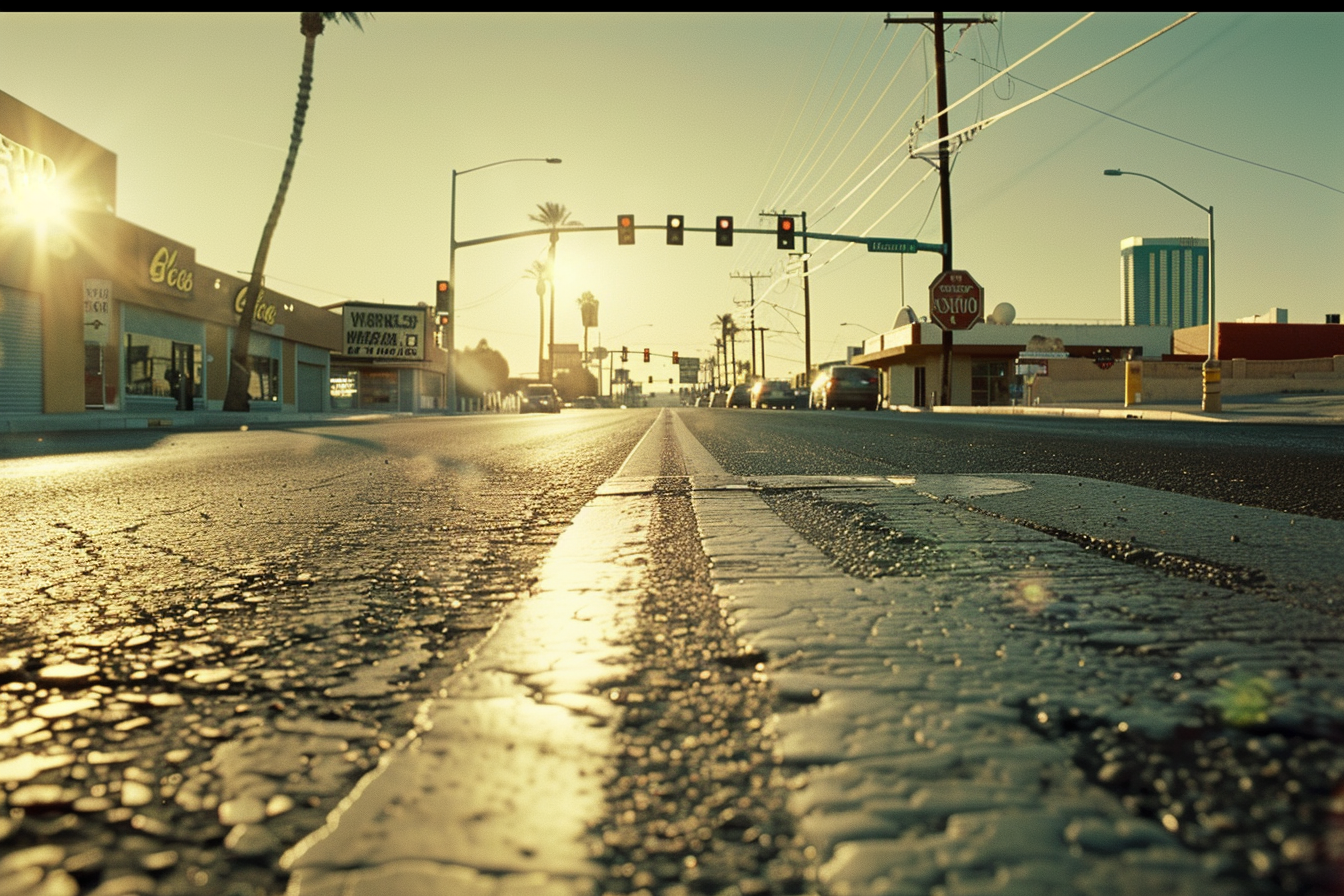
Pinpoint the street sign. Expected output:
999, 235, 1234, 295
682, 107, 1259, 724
928, 269, 984, 331
867, 238, 918, 254
677, 356, 701, 384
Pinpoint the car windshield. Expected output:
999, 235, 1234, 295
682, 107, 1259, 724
525, 385, 554, 396
832, 367, 873, 383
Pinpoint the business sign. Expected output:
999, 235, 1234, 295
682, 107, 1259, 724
83, 279, 112, 344
342, 303, 427, 360
929, 269, 984, 331
678, 356, 701, 384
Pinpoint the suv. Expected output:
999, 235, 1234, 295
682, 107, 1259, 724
520, 383, 561, 413
810, 365, 881, 410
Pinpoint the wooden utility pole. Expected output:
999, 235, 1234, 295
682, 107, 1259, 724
731, 270, 770, 378
884, 13, 994, 405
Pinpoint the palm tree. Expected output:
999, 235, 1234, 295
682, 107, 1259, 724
528, 203, 581, 381
523, 260, 551, 380
224, 12, 364, 413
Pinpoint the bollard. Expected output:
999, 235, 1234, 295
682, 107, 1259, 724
1202, 359, 1221, 412
1124, 360, 1143, 407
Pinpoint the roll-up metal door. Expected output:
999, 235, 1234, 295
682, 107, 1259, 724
0, 287, 44, 415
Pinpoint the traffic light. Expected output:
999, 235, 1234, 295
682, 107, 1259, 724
666, 214, 684, 245
671, 351, 679, 364
643, 348, 651, 363
715, 215, 733, 247
776, 216, 796, 250
435, 279, 449, 311
617, 214, 635, 245
436, 312, 450, 327
621, 346, 629, 363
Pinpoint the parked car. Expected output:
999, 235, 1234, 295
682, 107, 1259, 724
750, 379, 794, 409
570, 395, 600, 409
726, 383, 753, 408
810, 365, 881, 410
520, 383, 561, 413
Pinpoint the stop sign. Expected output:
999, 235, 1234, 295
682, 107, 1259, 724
928, 269, 984, 331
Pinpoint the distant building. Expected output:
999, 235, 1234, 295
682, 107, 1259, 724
1120, 237, 1209, 328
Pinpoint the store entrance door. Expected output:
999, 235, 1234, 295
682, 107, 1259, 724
85, 344, 105, 409
171, 342, 196, 411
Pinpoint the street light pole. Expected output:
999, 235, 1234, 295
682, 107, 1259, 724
447, 157, 560, 413
1104, 168, 1218, 412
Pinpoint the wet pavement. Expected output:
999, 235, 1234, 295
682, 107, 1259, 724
275, 409, 1341, 895
3, 408, 1342, 895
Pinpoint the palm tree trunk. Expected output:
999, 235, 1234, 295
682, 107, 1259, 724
223, 28, 318, 412
547, 279, 556, 381
538, 290, 546, 380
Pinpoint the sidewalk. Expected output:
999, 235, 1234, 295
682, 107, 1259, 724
2, 392, 1342, 437
0, 408, 425, 435
905, 391, 1344, 424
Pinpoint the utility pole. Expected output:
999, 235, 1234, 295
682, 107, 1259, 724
884, 12, 994, 405
731, 270, 770, 379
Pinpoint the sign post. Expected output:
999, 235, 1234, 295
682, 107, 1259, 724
928, 270, 984, 406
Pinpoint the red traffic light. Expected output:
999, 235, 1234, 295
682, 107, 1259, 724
671, 351, 679, 364
436, 279, 450, 311
643, 348, 651, 363
715, 215, 733, 247
776, 216, 795, 250
617, 214, 635, 245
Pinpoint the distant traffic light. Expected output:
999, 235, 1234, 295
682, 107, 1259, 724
716, 215, 733, 247
776, 216, 796, 250
435, 312, 450, 327
436, 279, 449, 311
643, 348, 651, 363
621, 346, 629, 363
671, 351, 679, 364
617, 214, 635, 245
666, 214, 684, 245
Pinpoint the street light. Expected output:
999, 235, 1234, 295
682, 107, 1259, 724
839, 321, 878, 334
1103, 168, 1218, 412
447, 157, 561, 413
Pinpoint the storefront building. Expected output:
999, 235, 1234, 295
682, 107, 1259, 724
853, 313, 1173, 407
1, 89, 357, 419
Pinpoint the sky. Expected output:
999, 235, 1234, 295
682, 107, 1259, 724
2, 12, 1341, 384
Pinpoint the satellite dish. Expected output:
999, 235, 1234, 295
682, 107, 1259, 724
893, 306, 918, 327
987, 302, 1016, 325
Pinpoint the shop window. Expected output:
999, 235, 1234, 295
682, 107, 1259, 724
359, 369, 398, 407
330, 369, 358, 410
971, 361, 1012, 406
124, 333, 201, 407
249, 355, 280, 402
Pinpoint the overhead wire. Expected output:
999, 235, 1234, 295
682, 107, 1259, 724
767, 16, 875, 211
783, 23, 899, 213
950, 46, 1344, 195
912, 13, 1198, 156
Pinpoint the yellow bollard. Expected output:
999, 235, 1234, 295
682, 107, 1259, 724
1202, 360, 1221, 412
1124, 360, 1143, 407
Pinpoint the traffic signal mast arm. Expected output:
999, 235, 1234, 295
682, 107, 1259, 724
455, 222, 942, 254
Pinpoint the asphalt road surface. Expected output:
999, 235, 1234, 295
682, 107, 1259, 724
0, 408, 1340, 896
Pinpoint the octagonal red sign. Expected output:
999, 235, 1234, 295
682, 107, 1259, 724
928, 269, 984, 331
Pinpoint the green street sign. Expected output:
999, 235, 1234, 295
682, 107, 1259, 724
867, 238, 918, 254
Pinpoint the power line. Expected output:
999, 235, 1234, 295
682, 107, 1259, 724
950, 49, 1344, 196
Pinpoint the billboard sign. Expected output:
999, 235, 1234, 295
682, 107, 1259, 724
342, 303, 428, 360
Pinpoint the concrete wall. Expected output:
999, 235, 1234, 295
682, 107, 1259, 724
1034, 356, 1344, 405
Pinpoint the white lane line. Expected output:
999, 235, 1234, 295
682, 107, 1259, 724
283, 417, 669, 896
